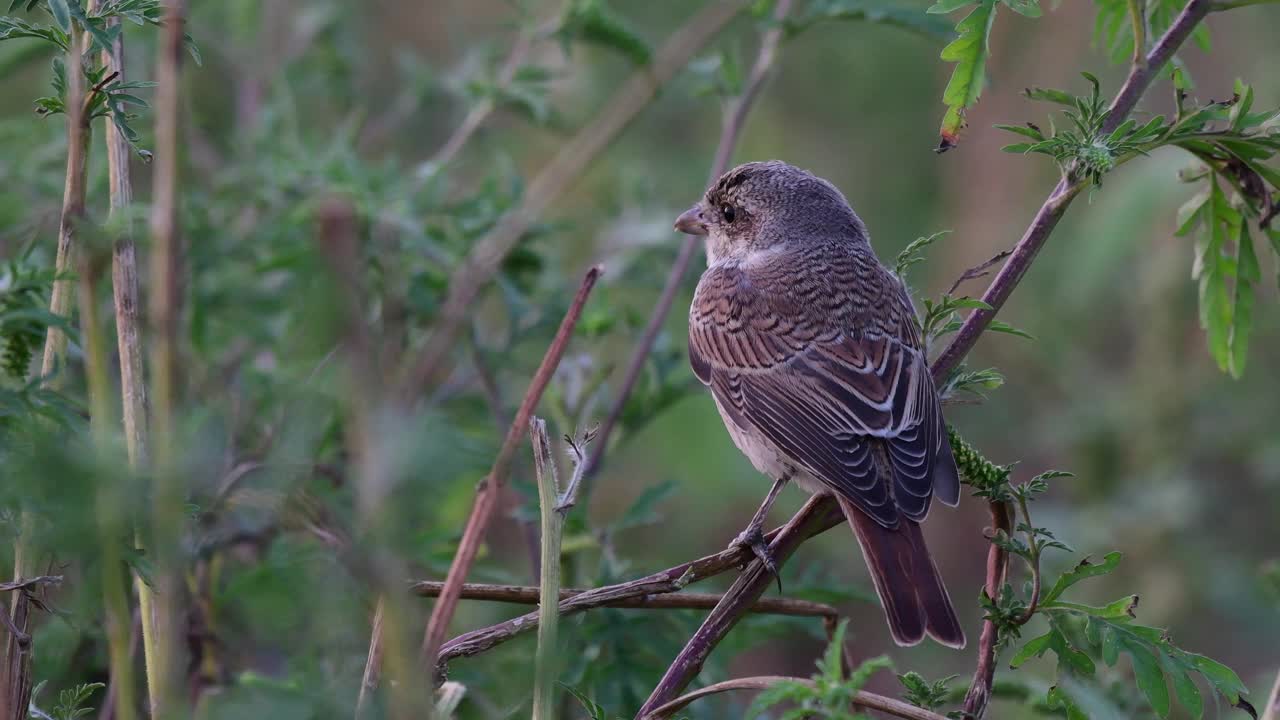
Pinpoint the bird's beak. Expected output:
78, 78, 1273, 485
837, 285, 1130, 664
674, 205, 709, 236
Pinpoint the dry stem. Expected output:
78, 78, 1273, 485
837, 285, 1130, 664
411, 581, 840, 618
145, 1, 191, 713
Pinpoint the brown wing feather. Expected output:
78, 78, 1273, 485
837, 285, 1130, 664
688, 257, 958, 526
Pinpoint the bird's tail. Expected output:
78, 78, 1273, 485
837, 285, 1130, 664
838, 495, 966, 648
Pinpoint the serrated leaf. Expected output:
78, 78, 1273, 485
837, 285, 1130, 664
988, 320, 1034, 339
936, 0, 999, 149
47, 0, 70, 32
1124, 639, 1171, 718
1042, 551, 1121, 604
1009, 629, 1053, 668
1162, 651, 1204, 720
1227, 224, 1258, 377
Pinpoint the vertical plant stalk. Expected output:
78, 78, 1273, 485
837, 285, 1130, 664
146, 0, 190, 714
402, 0, 748, 397
78, 246, 139, 720
3, 24, 93, 720
529, 418, 564, 720
417, 266, 603, 675
316, 200, 426, 720
87, 2, 157, 712
583, 0, 794, 484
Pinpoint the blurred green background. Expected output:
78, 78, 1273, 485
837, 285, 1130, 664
1, 0, 1278, 718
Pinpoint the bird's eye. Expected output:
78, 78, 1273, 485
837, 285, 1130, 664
720, 204, 736, 223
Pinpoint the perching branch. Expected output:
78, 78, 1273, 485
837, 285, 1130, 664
639, 676, 949, 720
435, 496, 845, 674
583, 0, 795, 484
402, 0, 749, 399
410, 581, 841, 618
419, 266, 603, 673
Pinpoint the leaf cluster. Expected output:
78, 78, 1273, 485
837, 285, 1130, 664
747, 620, 893, 719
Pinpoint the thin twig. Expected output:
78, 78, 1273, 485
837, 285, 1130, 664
410, 581, 840, 618
146, 2, 190, 714
640, 676, 949, 720
435, 496, 844, 674
930, 0, 1212, 383
946, 249, 1012, 296
583, 0, 794, 487
402, 0, 749, 399
419, 266, 604, 673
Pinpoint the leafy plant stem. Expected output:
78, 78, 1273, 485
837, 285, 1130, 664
1127, 0, 1147, 67
930, 0, 1213, 382
961, 498, 1013, 717
1015, 493, 1042, 623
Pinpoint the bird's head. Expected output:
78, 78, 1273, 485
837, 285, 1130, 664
674, 160, 868, 263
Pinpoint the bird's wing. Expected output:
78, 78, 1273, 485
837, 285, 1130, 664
689, 261, 954, 527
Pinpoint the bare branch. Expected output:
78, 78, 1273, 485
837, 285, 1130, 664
639, 676, 949, 720
583, 0, 795, 487
402, 0, 749, 399
419, 266, 604, 671
410, 581, 840, 618
960, 501, 1012, 718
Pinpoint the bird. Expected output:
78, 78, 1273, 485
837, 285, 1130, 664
675, 160, 965, 648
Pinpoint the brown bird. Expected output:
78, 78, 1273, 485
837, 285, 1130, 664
676, 160, 965, 648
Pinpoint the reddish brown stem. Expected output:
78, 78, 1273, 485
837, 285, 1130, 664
960, 500, 1012, 718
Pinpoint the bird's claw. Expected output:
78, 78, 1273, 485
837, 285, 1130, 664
730, 525, 782, 593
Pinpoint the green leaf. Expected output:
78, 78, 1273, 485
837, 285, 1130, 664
1162, 651, 1204, 720
47, 0, 70, 32
788, 0, 955, 40
556, 0, 651, 66
1000, 0, 1041, 17
1009, 630, 1053, 668
1124, 639, 1171, 718
988, 319, 1034, 340
560, 683, 608, 720
936, 0, 999, 149
927, 0, 976, 12
1042, 551, 1121, 604
1227, 223, 1259, 377
1045, 686, 1089, 720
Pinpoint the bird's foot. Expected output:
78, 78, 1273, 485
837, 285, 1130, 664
729, 524, 782, 593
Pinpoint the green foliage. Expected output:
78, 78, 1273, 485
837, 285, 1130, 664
747, 620, 892, 719
893, 230, 948, 278
896, 671, 956, 712
0, 248, 55, 380
998, 72, 1160, 185
28, 681, 105, 720
556, 0, 652, 66
1092, 0, 1211, 65
1000, 67, 1279, 377
785, 0, 954, 39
